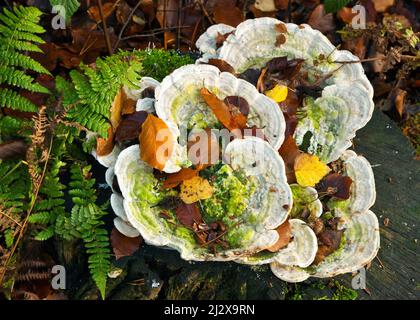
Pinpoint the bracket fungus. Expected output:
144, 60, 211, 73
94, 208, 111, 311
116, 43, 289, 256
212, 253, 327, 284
88, 17, 379, 284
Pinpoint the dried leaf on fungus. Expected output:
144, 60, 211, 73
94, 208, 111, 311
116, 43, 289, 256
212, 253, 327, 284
115, 111, 148, 142
267, 220, 292, 252
96, 127, 115, 156
278, 136, 301, 183
180, 176, 213, 204
162, 168, 199, 189
139, 114, 174, 171
175, 202, 203, 227
317, 173, 353, 200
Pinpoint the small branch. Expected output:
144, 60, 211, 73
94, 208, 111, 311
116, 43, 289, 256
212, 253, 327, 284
97, 0, 113, 55
113, 0, 143, 52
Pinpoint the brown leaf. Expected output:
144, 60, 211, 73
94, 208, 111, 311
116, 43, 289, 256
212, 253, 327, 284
266, 57, 305, 80
213, 3, 244, 27
139, 114, 174, 171
373, 0, 395, 13
200, 88, 247, 132
267, 220, 292, 252
115, 111, 148, 142
317, 173, 353, 200
394, 88, 407, 118
121, 90, 137, 115
337, 7, 358, 24
175, 202, 203, 228
0, 140, 27, 160
206, 58, 236, 74
314, 229, 344, 264
96, 127, 114, 156
307, 4, 335, 34
110, 227, 142, 260
162, 168, 199, 189
224, 96, 250, 117
87, 2, 115, 23
278, 136, 301, 183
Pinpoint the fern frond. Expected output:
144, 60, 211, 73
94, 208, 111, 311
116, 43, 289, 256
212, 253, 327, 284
0, 51, 50, 75
0, 88, 37, 112
0, 66, 50, 93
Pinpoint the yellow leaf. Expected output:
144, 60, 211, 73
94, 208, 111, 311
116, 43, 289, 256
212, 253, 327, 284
180, 176, 213, 204
265, 85, 288, 103
139, 114, 174, 171
294, 153, 330, 187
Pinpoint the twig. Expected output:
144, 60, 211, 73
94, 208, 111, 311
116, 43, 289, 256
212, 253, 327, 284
199, 220, 243, 247
0, 209, 22, 228
334, 57, 385, 64
120, 26, 190, 41
97, 0, 113, 55
113, 0, 143, 52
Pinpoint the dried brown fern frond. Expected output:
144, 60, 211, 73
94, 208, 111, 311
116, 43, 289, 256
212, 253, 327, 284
26, 106, 50, 187
0, 204, 22, 234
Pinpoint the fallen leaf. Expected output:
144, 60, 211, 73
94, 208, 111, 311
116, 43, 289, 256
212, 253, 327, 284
317, 173, 353, 200
96, 127, 115, 156
0, 140, 27, 160
278, 135, 301, 183
87, 2, 115, 23
294, 153, 331, 187
266, 57, 305, 80
394, 88, 407, 118
200, 88, 248, 132
254, 0, 277, 12
307, 4, 335, 34
163, 168, 199, 189
373, 0, 395, 13
337, 7, 358, 24
110, 88, 123, 130
267, 220, 292, 252
110, 227, 143, 260
115, 111, 148, 142
175, 202, 203, 227
213, 2, 244, 27
121, 90, 137, 115
180, 176, 213, 204
265, 84, 288, 103
314, 229, 344, 264
139, 114, 174, 171
224, 96, 250, 116
206, 58, 236, 74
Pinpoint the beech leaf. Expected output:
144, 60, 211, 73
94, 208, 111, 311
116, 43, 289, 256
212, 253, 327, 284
139, 114, 174, 171
267, 220, 292, 252
110, 227, 142, 260
162, 168, 199, 189
317, 173, 353, 200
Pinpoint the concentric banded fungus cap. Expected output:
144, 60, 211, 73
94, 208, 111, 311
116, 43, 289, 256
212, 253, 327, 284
154, 64, 286, 172
114, 137, 292, 261
269, 151, 379, 282
196, 23, 235, 59
214, 17, 374, 163
270, 210, 380, 282
237, 218, 317, 267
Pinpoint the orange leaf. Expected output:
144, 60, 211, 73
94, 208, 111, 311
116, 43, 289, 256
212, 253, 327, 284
267, 220, 292, 252
139, 114, 174, 171
200, 88, 247, 133
96, 127, 114, 156
162, 168, 199, 189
